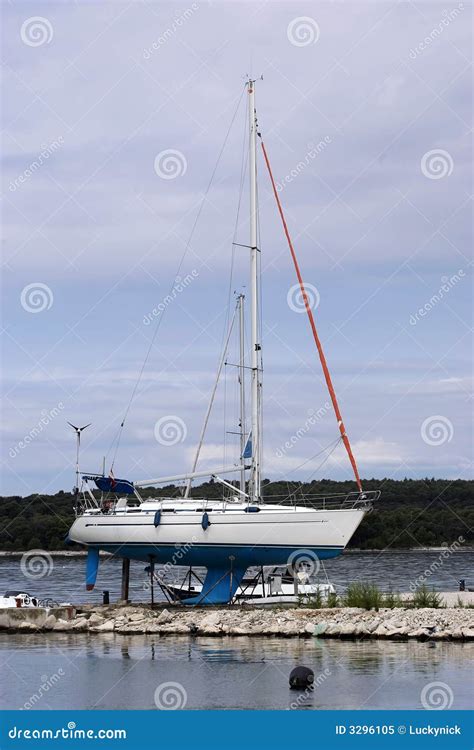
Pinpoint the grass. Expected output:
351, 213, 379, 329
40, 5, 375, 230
300, 589, 323, 609
326, 592, 340, 608
456, 596, 474, 609
342, 582, 384, 610
383, 587, 404, 609
299, 582, 454, 610
412, 584, 443, 608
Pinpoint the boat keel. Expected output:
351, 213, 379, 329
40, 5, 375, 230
182, 564, 246, 605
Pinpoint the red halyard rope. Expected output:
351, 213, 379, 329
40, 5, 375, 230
260, 139, 363, 492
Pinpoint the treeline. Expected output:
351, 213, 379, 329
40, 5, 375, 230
0, 478, 472, 552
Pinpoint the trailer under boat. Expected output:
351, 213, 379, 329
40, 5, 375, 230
150, 564, 336, 606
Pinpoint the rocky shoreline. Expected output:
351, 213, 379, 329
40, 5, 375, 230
1, 605, 473, 641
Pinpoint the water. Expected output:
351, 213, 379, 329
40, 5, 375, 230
0, 633, 471, 710
0, 550, 471, 605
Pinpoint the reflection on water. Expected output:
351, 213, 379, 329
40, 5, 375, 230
0, 633, 472, 711
0, 549, 472, 606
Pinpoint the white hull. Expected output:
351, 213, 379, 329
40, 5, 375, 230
69, 500, 366, 567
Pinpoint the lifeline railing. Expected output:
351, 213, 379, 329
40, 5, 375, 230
261, 490, 381, 511
73, 489, 380, 516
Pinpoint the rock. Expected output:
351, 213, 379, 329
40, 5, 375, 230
223, 625, 251, 635
0, 614, 10, 630
145, 623, 163, 633
461, 628, 474, 640
17, 621, 37, 631
199, 612, 222, 632
128, 613, 147, 622
374, 624, 388, 636
116, 624, 146, 634
173, 623, 192, 634
90, 620, 115, 632
72, 618, 88, 631
407, 628, 429, 639
430, 631, 450, 640
365, 619, 381, 633
156, 609, 173, 624
384, 629, 407, 640
338, 623, 356, 637
313, 622, 328, 635
53, 620, 73, 631
88, 613, 104, 626
280, 622, 302, 636
43, 614, 57, 630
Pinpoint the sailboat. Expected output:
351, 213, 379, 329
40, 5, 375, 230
68, 80, 379, 604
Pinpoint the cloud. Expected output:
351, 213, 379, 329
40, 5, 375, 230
1, 1, 472, 495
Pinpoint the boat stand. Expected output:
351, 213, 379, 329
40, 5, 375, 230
231, 566, 266, 603
144, 566, 205, 605
120, 558, 130, 603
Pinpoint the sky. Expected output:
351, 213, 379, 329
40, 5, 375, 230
1, 0, 472, 497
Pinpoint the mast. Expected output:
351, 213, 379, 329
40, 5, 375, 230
238, 293, 246, 495
248, 80, 261, 502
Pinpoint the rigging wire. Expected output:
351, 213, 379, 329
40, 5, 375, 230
263, 436, 342, 493
215, 92, 248, 496
221, 91, 249, 347
281, 438, 344, 504
107, 85, 247, 473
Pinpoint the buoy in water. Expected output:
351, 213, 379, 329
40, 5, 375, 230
289, 666, 314, 690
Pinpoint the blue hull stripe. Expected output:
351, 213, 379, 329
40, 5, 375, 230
87, 543, 344, 567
